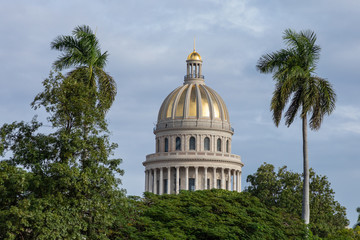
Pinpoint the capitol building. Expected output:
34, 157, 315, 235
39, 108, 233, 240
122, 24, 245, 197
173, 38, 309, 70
143, 48, 243, 194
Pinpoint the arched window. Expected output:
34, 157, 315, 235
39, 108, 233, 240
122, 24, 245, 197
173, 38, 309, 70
176, 137, 181, 150
157, 139, 160, 152
189, 136, 196, 150
226, 140, 229, 153
204, 137, 210, 151
217, 138, 221, 152
165, 138, 169, 152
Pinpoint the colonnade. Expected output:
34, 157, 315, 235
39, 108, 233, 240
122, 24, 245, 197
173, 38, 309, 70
144, 166, 241, 194
186, 62, 202, 79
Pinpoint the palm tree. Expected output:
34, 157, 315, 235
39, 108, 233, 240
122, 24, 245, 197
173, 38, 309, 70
256, 29, 336, 224
51, 25, 116, 110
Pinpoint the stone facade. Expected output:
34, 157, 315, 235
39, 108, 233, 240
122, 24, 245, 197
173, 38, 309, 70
143, 48, 243, 194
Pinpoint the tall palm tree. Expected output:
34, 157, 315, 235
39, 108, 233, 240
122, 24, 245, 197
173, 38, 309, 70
51, 25, 116, 110
256, 29, 336, 224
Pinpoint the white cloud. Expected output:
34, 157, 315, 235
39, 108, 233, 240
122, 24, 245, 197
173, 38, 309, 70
330, 105, 360, 135
335, 105, 360, 120
154, 0, 264, 33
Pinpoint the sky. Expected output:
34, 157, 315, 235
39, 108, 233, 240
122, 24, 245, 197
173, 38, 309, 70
1, 0, 359, 226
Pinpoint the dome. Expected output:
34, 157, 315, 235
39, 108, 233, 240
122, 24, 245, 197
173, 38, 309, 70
144, 47, 242, 195
187, 50, 202, 61
157, 83, 229, 122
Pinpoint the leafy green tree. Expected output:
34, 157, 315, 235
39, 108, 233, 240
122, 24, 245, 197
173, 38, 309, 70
51, 25, 116, 110
246, 163, 349, 238
130, 190, 307, 240
325, 226, 360, 240
0, 72, 126, 239
256, 29, 336, 224
50, 25, 117, 168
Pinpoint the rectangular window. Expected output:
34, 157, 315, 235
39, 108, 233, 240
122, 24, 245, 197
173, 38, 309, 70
165, 138, 169, 152
217, 179, 221, 189
207, 178, 210, 190
176, 137, 181, 150
189, 137, 196, 150
189, 178, 195, 191
163, 179, 168, 194
156, 180, 159, 195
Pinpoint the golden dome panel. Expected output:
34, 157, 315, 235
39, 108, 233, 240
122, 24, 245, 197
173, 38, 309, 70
157, 83, 230, 123
187, 50, 202, 61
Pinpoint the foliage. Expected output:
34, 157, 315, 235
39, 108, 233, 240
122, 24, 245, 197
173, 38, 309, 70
246, 163, 349, 238
0, 72, 126, 239
325, 226, 360, 240
125, 190, 307, 240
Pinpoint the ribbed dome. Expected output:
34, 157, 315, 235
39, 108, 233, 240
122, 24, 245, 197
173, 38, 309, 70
187, 50, 202, 61
157, 83, 229, 123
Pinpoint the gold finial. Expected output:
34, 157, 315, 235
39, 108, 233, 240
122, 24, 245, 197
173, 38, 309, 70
187, 38, 201, 60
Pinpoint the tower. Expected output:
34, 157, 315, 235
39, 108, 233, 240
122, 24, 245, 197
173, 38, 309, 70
143, 48, 243, 194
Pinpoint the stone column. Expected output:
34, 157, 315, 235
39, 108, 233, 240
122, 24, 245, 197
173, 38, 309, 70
236, 170, 240, 192
145, 170, 149, 192
148, 169, 153, 193
204, 167, 208, 190
153, 168, 157, 194
221, 168, 225, 189
238, 171, 241, 192
176, 166, 180, 194
226, 169, 230, 190
212, 135, 215, 151
213, 167, 216, 189
229, 169, 232, 191
167, 167, 171, 194
182, 135, 185, 151
185, 166, 189, 190
159, 168, 163, 195
195, 166, 199, 190
232, 169, 235, 191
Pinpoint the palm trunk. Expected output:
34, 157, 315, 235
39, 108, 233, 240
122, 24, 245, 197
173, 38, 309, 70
302, 114, 310, 224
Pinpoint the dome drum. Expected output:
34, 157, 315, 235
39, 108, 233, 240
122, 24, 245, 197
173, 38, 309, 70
154, 119, 233, 134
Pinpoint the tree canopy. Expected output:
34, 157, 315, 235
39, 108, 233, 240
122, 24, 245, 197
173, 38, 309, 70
128, 190, 307, 240
246, 163, 348, 238
0, 26, 125, 239
0, 72, 126, 239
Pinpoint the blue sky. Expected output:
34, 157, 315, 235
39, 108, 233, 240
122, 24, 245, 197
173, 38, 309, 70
1, 0, 359, 226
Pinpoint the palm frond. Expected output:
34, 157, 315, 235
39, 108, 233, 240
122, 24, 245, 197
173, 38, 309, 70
270, 84, 285, 126
308, 77, 336, 130
257, 49, 292, 74
73, 25, 93, 38
66, 67, 93, 86
258, 28, 335, 130
285, 89, 302, 127
95, 68, 116, 110
317, 77, 336, 114
94, 51, 108, 69
283, 29, 300, 48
